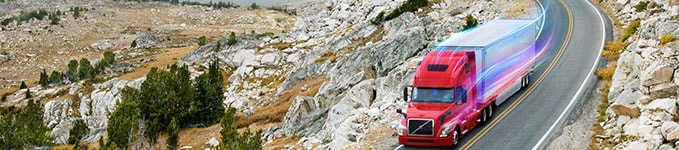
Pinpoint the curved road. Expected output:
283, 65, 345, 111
397, 0, 611, 149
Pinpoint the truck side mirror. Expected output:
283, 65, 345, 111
396, 109, 407, 118
403, 86, 413, 101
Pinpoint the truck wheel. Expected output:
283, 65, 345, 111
480, 107, 488, 124
487, 105, 494, 119
452, 128, 460, 146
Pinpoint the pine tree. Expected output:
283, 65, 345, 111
19, 81, 27, 89
194, 61, 224, 124
167, 117, 179, 150
103, 51, 115, 65
39, 69, 49, 87
67, 60, 79, 82
49, 71, 64, 84
25, 88, 31, 99
68, 119, 89, 145
78, 58, 94, 80
220, 107, 239, 149
107, 87, 140, 148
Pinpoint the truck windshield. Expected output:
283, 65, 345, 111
412, 88, 455, 103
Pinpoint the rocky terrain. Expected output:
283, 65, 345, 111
0, 0, 293, 94
593, 0, 679, 149
0, 0, 542, 149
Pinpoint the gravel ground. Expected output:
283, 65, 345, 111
547, 82, 602, 150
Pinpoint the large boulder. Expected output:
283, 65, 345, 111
610, 90, 643, 117
640, 62, 674, 87
642, 98, 677, 114
278, 96, 327, 137
132, 34, 165, 49
649, 83, 678, 99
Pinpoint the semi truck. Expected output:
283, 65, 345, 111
395, 19, 539, 147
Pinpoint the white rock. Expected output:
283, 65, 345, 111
231, 50, 259, 67
261, 53, 280, 66
205, 137, 219, 147
662, 122, 678, 139
643, 98, 676, 114
624, 118, 640, 136
625, 141, 648, 150
179, 146, 192, 150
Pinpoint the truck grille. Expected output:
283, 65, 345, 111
408, 119, 434, 136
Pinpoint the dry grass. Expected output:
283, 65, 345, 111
594, 62, 617, 80
601, 41, 631, 61
234, 76, 328, 128
265, 136, 302, 150
119, 45, 198, 81
660, 34, 676, 45
54, 145, 74, 150
620, 19, 641, 42
313, 51, 338, 63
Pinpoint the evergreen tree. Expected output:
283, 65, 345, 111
19, 81, 27, 89
1, 94, 6, 102
131, 40, 137, 48
39, 69, 49, 87
167, 117, 179, 150
68, 119, 89, 145
78, 58, 94, 80
107, 87, 140, 148
49, 71, 64, 84
193, 61, 224, 125
220, 107, 239, 149
463, 14, 478, 30
103, 51, 115, 65
67, 60, 79, 82
25, 89, 31, 99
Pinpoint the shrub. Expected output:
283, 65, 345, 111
197, 36, 207, 46
463, 14, 479, 30
130, 40, 137, 47
0, 100, 53, 148
385, 0, 428, 21
227, 32, 237, 45
256, 32, 275, 38
1, 93, 6, 102
620, 19, 641, 42
660, 34, 675, 45
595, 63, 617, 80
249, 3, 259, 9
634, 1, 648, 12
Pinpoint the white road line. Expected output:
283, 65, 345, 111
536, 0, 546, 41
531, 0, 607, 149
394, 144, 404, 150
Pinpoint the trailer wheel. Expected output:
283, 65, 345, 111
480, 107, 488, 124
487, 105, 494, 119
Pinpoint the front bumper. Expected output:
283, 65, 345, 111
398, 135, 454, 147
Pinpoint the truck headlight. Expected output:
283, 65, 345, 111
396, 123, 407, 136
440, 126, 452, 138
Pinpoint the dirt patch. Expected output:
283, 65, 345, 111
119, 45, 197, 81
358, 124, 399, 150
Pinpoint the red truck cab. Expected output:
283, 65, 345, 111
396, 50, 488, 147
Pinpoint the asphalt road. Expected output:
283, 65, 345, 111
397, 0, 611, 149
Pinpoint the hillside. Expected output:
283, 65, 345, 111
0, 0, 540, 149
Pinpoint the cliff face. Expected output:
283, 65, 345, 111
597, 0, 679, 149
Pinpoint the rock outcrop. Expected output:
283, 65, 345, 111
598, 0, 679, 149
